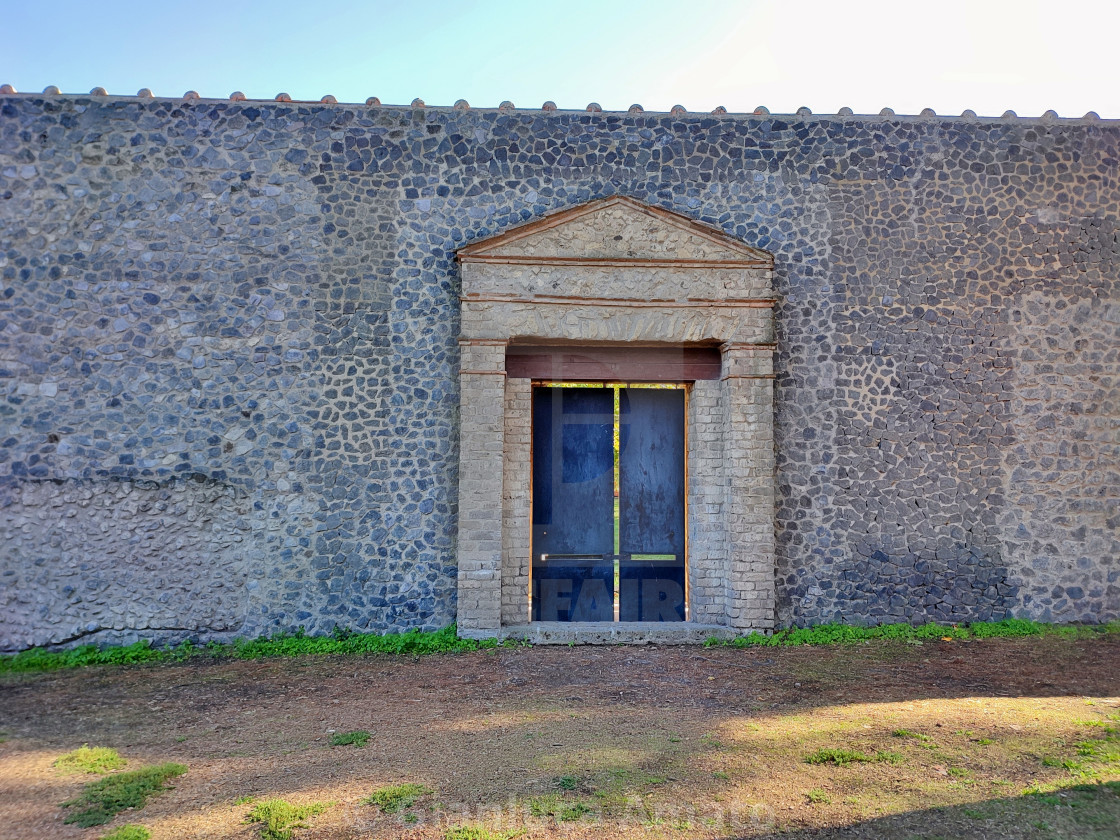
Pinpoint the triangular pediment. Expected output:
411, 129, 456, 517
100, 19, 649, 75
457, 196, 772, 267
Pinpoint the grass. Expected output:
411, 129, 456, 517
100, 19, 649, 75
99, 827, 150, 840
527, 794, 592, 821
61, 763, 187, 827
244, 799, 330, 840
328, 730, 371, 747
707, 618, 1120, 648
53, 745, 127, 774
3, 619, 1116, 674
0, 625, 508, 673
805, 748, 904, 767
444, 826, 524, 840
806, 788, 832, 804
892, 729, 931, 742
363, 783, 432, 813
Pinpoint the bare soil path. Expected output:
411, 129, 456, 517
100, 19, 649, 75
2, 635, 1119, 839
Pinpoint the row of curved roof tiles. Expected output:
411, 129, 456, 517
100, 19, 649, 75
0, 85, 1108, 121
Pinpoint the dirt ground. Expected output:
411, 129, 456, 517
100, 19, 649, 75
2, 634, 1119, 840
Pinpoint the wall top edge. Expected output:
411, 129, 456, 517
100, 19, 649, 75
0, 92, 1115, 125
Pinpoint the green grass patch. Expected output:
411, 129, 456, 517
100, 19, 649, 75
363, 783, 431, 813
5, 619, 1115, 673
61, 763, 187, 828
706, 618, 1120, 648
892, 729, 930, 742
244, 799, 329, 840
553, 774, 578, 791
527, 794, 591, 821
328, 730, 370, 747
99, 826, 150, 840
445, 826, 524, 840
0, 625, 512, 673
805, 748, 903, 766
53, 745, 127, 774
1076, 740, 1120, 762
1076, 720, 1118, 730
806, 788, 831, 804
805, 748, 874, 766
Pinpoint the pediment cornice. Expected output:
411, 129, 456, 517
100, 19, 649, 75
456, 196, 773, 269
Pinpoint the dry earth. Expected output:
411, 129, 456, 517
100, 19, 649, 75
2, 635, 1119, 840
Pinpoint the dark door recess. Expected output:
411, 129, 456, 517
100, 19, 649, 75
531, 385, 686, 622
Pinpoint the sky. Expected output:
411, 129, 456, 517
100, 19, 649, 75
3, 0, 1118, 118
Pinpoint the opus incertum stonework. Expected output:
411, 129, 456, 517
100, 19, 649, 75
0, 89, 1117, 650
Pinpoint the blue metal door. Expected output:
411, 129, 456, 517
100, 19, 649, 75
531, 385, 686, 623
619, 388, 686, 621
531, 387, 615, 621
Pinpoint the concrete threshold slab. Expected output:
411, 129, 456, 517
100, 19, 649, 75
496, 622, 742, 645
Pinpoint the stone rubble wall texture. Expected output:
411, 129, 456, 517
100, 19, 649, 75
1, 95, 1117, 649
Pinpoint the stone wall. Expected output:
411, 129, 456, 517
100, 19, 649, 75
0, 476, 248, 650
1, 94, 1117, 648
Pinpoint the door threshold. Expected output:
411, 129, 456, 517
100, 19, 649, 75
492, 622, 741, 645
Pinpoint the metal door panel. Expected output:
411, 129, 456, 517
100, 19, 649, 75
531, 387, 615, 622
618, 388, 686, 621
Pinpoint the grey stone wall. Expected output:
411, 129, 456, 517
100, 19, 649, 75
1, 94, 1117, 648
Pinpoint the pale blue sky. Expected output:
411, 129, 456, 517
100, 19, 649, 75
3, 0, 1118, 117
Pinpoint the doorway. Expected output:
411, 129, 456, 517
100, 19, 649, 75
530, 383, 687, 623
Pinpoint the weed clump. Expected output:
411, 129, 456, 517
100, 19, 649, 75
364, 783, 431, 813
328, 730, 371, 747
61, 763, 187, 827
892, 729, 930, 742
805, 748, 903, 766
527, 794, 591, 821
244, 799, 329, 840
99, 826, 150, 840
54, 745, 127, 774
806, 789, 832, 804
805, 748, 872, 766
445, 826, 524, 840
